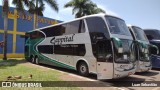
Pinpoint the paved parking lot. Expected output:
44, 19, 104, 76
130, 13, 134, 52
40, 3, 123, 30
24, 62, 160, 90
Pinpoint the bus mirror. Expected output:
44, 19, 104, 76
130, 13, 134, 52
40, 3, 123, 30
149, 44, 159, 55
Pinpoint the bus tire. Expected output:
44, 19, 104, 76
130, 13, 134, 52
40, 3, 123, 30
29, 55, 33, 62
78, 62, 89, 76
31, 56, 35, 64
35, 56, 39, 65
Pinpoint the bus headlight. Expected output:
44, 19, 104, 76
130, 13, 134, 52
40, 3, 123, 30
118, 47, 123, 53
144, 48, 148, 53
142, 48, 145, 53
115, 68, 124, 72
141, 48, 148, 54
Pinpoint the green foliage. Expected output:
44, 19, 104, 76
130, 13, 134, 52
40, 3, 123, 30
64, 0, 105, 18
27, 0, 59, 16
12, 0, 29, 13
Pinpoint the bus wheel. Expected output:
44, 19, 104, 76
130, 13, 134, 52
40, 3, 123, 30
78, 62, 89, 76
31, 56, 35, 63
35, 56, 39, 65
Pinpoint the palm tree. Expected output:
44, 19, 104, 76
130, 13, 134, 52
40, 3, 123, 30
2, 0, 9, 60
64, 0, 105, 18
27, 0, 59, 29
12, 0, 29, 12
2, 0, 29, 60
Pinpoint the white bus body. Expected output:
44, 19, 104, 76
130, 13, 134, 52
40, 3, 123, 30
25, 14, 136, 79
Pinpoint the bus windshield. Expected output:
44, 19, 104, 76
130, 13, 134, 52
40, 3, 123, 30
106, 16, 131, 36
132, 26, 148, 41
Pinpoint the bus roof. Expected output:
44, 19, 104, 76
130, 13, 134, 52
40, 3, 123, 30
127, 24, 142, 29
27, 13, 122, 33
144, 29, 160, 31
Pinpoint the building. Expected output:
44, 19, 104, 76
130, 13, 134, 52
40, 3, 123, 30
0, 6, 61, 58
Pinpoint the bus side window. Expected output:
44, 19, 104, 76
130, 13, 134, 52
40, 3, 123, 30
65, 20, 86, 35
61, 24, 67, 35
78, 20, 86, 33
96, 41, 113, 62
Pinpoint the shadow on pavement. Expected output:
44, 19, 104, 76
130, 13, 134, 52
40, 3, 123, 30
152, 68, 160, 71
100, 77, 145, 87
39, 63, 147, 81
30, 62, 152, 87
39, 63, 98, 79
135, 71, 159, 76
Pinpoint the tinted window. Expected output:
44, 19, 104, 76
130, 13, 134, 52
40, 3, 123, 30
65, 21, 79, 34
106, 16, 131, 36
54, 45, 73, 55
86, 17, 107, 33
54, 44, 86, 56
41, 20, 85, 37
86, 17, 110, 43
41, 25, 64, 37
132, 26, 148, 41
30, 31, 45, 39
38, 45, 53, 54
144, 30, 160, 39
79, 20, 86, 33
96, 41, 113, 62
65, 20, 85, 35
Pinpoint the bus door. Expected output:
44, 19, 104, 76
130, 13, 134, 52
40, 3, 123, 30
96, 40, 114, 79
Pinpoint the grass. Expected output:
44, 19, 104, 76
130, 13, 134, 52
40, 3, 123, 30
0, 59, 81, 90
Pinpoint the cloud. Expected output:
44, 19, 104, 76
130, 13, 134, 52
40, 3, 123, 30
97, 4, 120, 17
43, 0, 74, 21
0, 0, 120, 22
0, 0, 14, 7
44, 6, 74, 22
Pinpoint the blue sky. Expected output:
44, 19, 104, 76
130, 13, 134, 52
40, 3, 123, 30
0, 0, 160, 30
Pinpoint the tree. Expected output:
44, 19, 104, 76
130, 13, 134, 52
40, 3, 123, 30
64, 0, 105, 18
27, 0, 59, 29
2, 0, 9, 60
2, 0, 29, 60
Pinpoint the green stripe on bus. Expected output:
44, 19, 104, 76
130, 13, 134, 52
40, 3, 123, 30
30, 38, 75, 70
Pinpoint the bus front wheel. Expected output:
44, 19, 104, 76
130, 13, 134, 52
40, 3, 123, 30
78, 62, 89, 76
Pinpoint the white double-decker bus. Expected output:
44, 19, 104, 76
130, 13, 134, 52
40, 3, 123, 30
25, 14, 136, 79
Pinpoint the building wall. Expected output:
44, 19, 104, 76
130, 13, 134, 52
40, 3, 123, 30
0, 6, 61, 58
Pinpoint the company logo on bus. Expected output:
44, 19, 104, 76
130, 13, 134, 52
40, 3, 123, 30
50, 34, 75, 45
